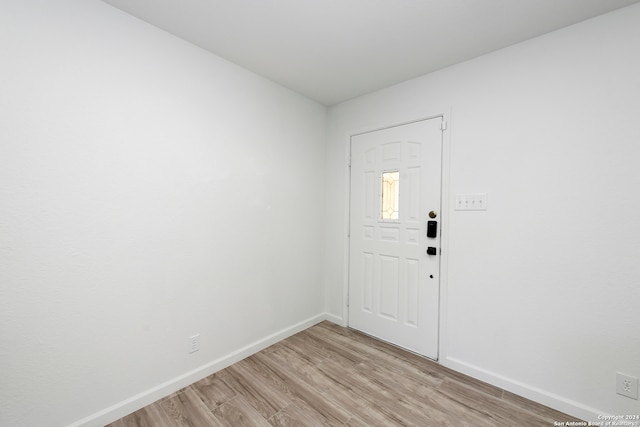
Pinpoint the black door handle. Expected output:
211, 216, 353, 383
426, 247, 437, 255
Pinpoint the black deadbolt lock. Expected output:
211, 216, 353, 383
427, 221, 438, 238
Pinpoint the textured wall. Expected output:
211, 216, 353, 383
0, 1, 326, 425
323, 3, 640, 421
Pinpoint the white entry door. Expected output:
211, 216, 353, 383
348, 117, 443, 359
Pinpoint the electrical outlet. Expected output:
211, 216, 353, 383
189, 334, 200, 354
616, 372, 639, 399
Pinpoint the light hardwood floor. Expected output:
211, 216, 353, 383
107, 321, 581, 426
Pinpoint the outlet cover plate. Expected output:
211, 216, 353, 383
616, 372, 639, 399
189, 334, 201, 354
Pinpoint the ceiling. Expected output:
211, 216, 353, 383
102, 0, 640, 106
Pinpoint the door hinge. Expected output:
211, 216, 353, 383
441, 120, 447, 131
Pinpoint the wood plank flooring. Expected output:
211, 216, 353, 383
107, 321, 581, 426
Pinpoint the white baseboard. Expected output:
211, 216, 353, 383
70, 313, 328, 427
323, 312, 346, 327
443, 356, 605, 423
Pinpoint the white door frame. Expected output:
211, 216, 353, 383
342, 112, 451, 360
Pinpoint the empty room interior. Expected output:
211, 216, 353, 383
2, 0, 640, 426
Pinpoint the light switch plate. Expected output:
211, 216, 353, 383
455, 193, 488, 211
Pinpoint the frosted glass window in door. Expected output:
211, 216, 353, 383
381, 171, 399, 220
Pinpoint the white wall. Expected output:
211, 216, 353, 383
0, 1, 326, 426
323, 3, 640, 421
